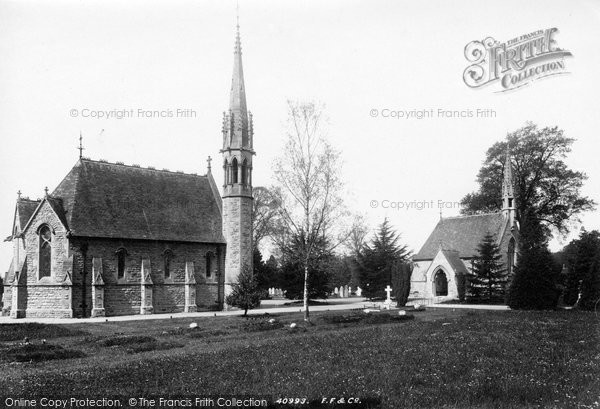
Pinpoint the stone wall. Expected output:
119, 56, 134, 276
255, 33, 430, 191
70, 237, 225, 317
222, 196, 253, 297
3, 200, 226, 317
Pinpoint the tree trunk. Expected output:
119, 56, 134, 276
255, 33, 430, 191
303, 261, 310, 321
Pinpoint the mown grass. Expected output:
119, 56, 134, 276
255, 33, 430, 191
0, 343, 85, 362
0, 309, 598, 409
0, 322, 85, 341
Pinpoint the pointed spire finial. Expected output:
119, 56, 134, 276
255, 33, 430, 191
17, 190, 22, 201
44, 186, 49, 197
207, 155, 212, 172
78, 131, 85, 159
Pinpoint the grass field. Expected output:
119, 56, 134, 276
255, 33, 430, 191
0, 308, 598, 409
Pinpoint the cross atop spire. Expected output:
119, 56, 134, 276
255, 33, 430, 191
17, 190, 22, 201
78, 131, 85, 159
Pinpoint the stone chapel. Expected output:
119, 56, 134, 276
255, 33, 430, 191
2, 24, 254, 318
410, 151, 519, 301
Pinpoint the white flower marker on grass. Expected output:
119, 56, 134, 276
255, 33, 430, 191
189, 322, 198, 329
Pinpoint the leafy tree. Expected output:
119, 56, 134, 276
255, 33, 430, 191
562, 230, 600, 310
225, 264, 261, 316
506, 223, 559, 310
468, 233, 508, 302
357, 218, 410, 299
460, 123, 595, 243
279, 231, 332, 300
252, 187, 281, 251
272, 101, 349, 321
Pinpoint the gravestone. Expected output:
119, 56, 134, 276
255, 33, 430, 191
383, 285, 393, 310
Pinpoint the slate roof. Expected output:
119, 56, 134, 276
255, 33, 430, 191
441, 249, 469, 275
414, 213, 507, 260
16, 199, 41, 231
48, 159, 224, 243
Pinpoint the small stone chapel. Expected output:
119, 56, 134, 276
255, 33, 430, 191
410, 151, 519, 301
2, 23, 254, 318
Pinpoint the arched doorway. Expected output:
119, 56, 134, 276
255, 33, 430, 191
433, 269, 448, 296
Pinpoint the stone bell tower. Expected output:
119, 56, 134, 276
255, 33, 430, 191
501, 147, 516, 227
221, 20, 254, 300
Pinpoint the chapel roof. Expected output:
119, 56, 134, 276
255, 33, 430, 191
47, 158, 224, 243
440, 249, 469, 275
16, 199, 41, 231
414, 213, 507, 260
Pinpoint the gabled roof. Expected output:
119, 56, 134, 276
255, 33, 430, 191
10, 199, 41, 238
414, 213, 507, 260
50, 159, 224, 243
441, 249, 469, 275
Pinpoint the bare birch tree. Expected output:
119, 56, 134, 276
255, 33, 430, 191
273, 100, 346, 321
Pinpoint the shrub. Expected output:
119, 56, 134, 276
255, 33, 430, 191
226, 264, 262, 316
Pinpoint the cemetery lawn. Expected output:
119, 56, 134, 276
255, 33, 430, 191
0, 309, 598, 409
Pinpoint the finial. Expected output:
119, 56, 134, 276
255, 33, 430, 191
207, 155, 212, 172
17, 190, 22, 201
78, 131, 85, 159
439, 207, 443, 220
44, 186, 49, 197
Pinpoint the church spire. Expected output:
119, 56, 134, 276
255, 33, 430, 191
502, 146, 516, 225
230, 19, 247, 114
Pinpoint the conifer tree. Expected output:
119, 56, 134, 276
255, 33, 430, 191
225, 264, 262, 316
506, 223, 559, 309
357, 218, 410, 299
468, 233, 507, 302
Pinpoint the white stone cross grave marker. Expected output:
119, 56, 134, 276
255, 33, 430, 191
383, 285, 393, 309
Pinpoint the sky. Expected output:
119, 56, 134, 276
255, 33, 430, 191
1, 0, 599, 271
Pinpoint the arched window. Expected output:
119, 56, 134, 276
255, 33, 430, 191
206, 252, 213, 278
231, 158, 238, 184
241, 159, 248, 186
433, 269, 448, 296
116, 248, 127, 279
507, 238, 516, 276
163, 249, 173, 278
39, 225, 52, 278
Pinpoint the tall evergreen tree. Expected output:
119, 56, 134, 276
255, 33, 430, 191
506, 223, 559, 309
468, 233, 507, 302
357, 218, 410, 299
563, 229, 600, 310
279, 231, 332, 300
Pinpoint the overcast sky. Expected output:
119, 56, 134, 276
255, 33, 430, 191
1, 0, 599, 271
